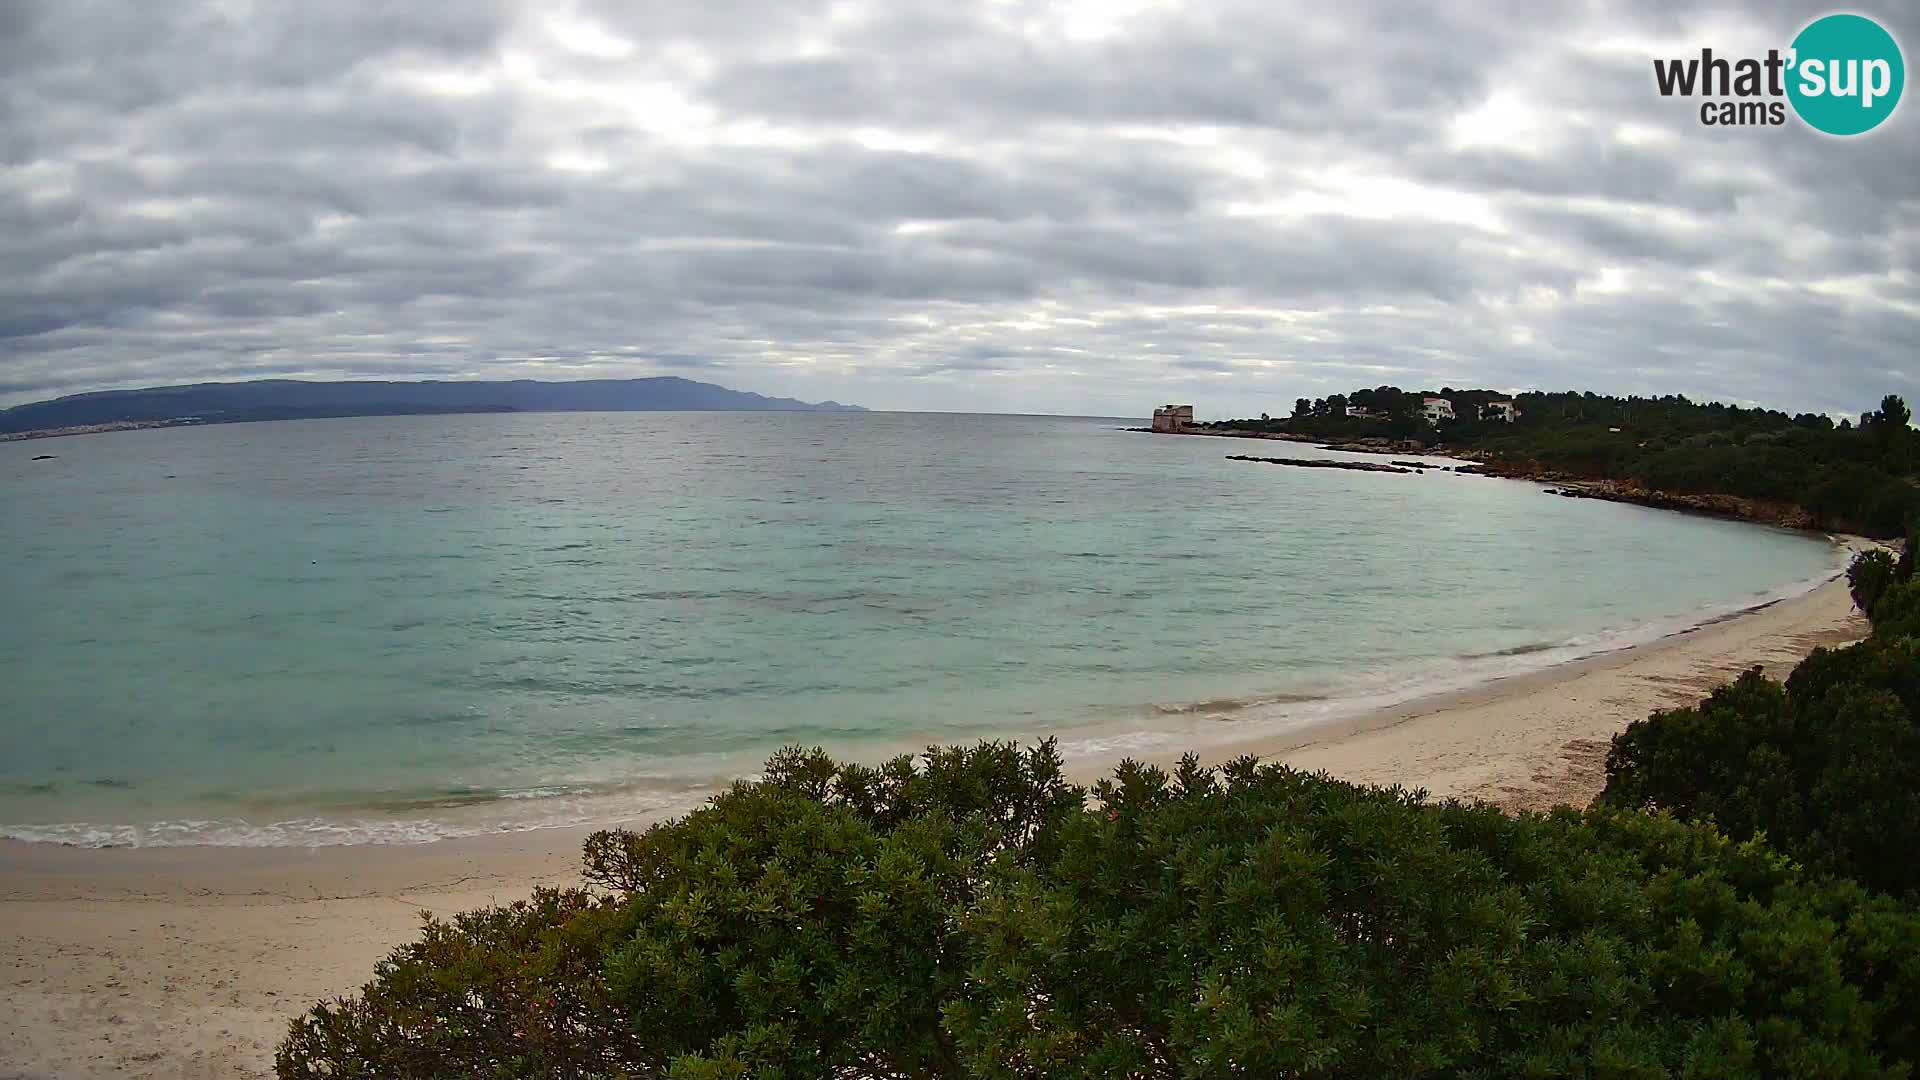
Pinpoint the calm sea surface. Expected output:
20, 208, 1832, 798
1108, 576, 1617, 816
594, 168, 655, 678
0, 412, 1840, 845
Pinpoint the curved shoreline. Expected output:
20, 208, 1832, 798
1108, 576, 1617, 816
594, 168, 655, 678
1049, 541, 1851, 772
1073, 564, 1867, 809
0, 555, 1875, 1078
0, 532, 1851, 851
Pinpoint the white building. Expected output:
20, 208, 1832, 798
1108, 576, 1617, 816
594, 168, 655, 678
1418, 396, 1455, 423
1479, 399, 1519, 423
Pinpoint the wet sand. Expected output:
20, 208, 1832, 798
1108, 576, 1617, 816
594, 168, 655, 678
0, 570, 1869, 1079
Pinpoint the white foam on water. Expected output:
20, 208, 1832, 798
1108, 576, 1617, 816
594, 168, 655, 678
1055, 550, 1849, 762
3, 543, 1854, 848
0, 786, 717, 848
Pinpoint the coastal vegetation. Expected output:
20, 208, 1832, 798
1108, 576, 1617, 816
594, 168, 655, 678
1211, 390, 1919, 537
1601, 535, 1920, 897
273, 411, 1920, 1078
283, 737, 1920, 1078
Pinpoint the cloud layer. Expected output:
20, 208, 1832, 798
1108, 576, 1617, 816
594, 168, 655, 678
1, 0, 1915, 416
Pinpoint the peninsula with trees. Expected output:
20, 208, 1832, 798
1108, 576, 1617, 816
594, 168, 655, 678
1164, 387, 1919, 538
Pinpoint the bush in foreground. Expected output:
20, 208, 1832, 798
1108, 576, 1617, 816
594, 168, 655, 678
282, 743, 1920, 1079
1871, 577, 1920, 641
1850, 549, 1899, 615
1601, 545, 1920, 898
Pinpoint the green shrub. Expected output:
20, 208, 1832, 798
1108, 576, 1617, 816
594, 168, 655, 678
1872, 579, 1920, 641
1602, 538, 1920, 900
280, 741, 1079, 1080
1850, 549, 1899, 615
1602, 637, 1920, 898
283, 745, 1920, 1079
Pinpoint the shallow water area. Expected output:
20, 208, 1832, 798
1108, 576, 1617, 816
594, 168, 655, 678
0, 412, 1841, 845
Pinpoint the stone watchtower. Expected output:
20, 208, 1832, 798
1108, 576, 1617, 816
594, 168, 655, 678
1151, 404, 1195, 432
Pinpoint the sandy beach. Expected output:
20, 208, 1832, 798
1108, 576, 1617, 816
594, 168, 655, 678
0, 568, 1869, 1080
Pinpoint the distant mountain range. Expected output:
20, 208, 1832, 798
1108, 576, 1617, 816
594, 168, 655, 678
0, 377, 865, 435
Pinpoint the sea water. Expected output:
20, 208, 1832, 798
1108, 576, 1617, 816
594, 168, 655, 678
0, 411, 1841, 845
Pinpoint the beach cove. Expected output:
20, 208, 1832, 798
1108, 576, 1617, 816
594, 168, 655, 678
0, 411, 1878, 1076
0, 564, 1869, 1078
0, 412, 1845, 847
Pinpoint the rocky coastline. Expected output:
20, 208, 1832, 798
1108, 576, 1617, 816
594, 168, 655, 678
1134, 425, 1825, 533
1224, 454, 1417, 474
1520, 478, 1814, 529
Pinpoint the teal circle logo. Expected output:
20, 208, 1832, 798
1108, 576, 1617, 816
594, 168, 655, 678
1787, 13, 1904, 135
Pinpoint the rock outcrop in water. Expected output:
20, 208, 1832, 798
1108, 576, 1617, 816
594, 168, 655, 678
1226, 454, 1414, 474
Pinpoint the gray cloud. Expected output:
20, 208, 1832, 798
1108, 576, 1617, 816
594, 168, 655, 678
0, 0, 1915, 418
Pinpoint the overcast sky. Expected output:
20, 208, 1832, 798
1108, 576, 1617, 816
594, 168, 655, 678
1, 1, 1914, 418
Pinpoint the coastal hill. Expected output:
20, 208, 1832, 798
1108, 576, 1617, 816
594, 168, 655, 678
1195, 387, 1919, 538
0, 377, 865, 437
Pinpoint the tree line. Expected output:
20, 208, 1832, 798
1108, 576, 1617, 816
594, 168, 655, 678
1215, 388, 1919, 537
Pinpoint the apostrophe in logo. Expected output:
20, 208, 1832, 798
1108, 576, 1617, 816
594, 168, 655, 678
1787, 13, 1904, 135
1651, 11, 1904, 135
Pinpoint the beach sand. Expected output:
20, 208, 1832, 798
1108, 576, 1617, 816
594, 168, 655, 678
0, 571, 1869, 1079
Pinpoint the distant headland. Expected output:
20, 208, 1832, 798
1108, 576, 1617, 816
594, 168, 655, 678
0, 377, 865, 440
1134, 387, 1918, 539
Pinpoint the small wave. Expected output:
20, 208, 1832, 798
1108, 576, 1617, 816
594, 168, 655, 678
1057, 729, 1183, 758
392, 708, 481, 728
1153, 692, 1326, 716
3, 546, 1849, 850
0, 784, 715, 848
1064, 557, 1847, 762
356, 788, 539, 813
1459, 641, 1558, 659
0, 818, 469, 848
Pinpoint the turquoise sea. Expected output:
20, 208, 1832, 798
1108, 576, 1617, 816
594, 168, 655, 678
0, 412, 1842, 845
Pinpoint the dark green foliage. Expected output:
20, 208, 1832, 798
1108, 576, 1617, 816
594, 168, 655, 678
1602, 651, 1920, 898
276, 888, 629, 1078
957, 759, 1915, 1079
1601, 667, 1798, 841
1883, 396, 1914, 432
1872, 579, 1920, 641
1601, 546, 1920, 898
1212, 388, 1918, 536
281, 741, 1078, 1080
1850, 550, 1899, 617
283, 744, 1920, 1079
